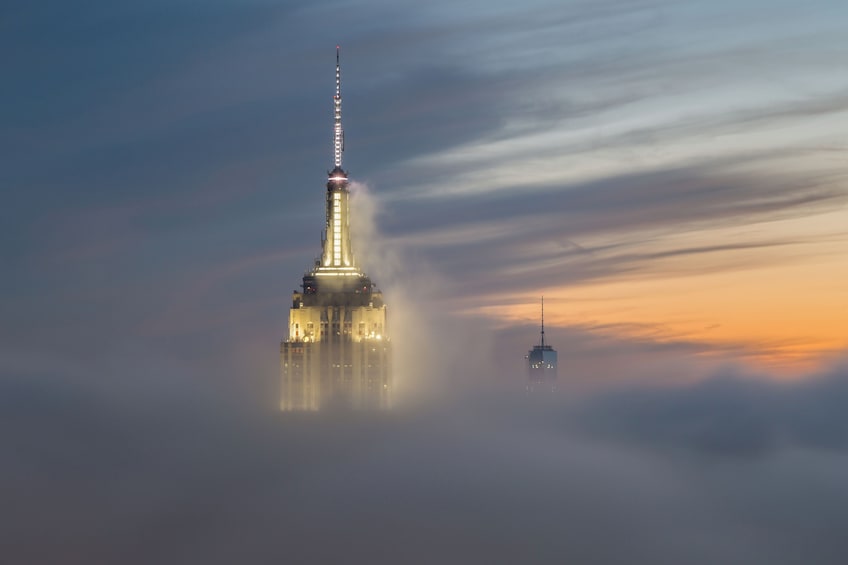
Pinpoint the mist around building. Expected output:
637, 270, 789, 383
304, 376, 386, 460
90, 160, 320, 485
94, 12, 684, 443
9, 166, 845, 562
5, 17, 848, 564
6, 202, 848, 563
7, 284, 848, 563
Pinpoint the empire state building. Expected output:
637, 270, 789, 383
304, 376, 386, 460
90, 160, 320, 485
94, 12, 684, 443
280, 47, 391, 411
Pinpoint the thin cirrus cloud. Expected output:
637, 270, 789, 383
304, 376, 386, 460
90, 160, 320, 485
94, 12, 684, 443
366, 156, 847, 366
345, 1, 848, 369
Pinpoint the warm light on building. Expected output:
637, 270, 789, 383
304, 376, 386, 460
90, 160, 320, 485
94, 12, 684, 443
280, 47, 391, 411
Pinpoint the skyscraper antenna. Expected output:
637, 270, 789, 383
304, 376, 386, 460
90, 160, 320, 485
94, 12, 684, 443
333, 45, 344, 169
540, 296, 545, 348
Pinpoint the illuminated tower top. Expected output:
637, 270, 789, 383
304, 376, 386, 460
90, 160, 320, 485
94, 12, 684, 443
317, 45, 358, 273
280, 46, 390, 413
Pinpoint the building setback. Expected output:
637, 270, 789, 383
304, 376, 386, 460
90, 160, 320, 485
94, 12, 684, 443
280, 47, 391, 411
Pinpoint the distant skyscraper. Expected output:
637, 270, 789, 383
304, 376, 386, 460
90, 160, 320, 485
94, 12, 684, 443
280, 47, 391, 411
527, 297, 557, 390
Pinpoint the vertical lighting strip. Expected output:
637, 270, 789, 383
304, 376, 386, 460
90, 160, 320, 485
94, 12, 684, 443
333, 193, 341, 265
333, 46, 343, 169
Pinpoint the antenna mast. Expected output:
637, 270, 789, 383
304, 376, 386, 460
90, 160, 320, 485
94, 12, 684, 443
333, 45, 344, 169
540, 296, 545, 347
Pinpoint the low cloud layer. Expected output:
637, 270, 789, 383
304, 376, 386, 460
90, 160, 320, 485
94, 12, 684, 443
4, 358, 848, 564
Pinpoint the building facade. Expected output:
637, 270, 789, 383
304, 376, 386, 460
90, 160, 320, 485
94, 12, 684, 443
280, 47, 391, 411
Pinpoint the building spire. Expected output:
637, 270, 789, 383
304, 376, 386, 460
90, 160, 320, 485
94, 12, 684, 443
540, 296, 546, 348
333, 45, 344, 169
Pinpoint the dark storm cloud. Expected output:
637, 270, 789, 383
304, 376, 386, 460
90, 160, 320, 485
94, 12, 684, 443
4, 360, 848, 564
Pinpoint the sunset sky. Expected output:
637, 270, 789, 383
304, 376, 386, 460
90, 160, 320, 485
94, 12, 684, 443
4, 0, 846, 380
4, 1, 848, 562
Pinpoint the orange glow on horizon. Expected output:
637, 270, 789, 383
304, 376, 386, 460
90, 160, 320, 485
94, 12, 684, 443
465, 233, 848, 375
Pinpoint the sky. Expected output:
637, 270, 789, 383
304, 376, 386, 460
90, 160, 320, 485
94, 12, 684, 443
3, 0, 848, 562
